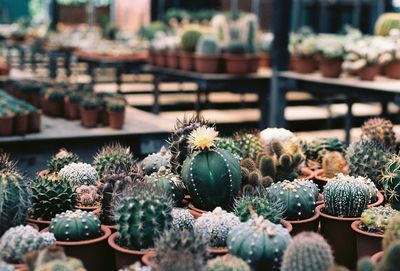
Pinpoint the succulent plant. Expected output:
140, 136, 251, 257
259, 128, 295, 155
216, 137, 243, 158
381, 155, 400, 210
268, 179, 319, 220
93, 143, 134, 177
244, 15, 258, 54
359, 206, 399, 234
346, 139, 390, 189
30, 173, 77, 221
157, 248, 205, 271
227, 40, 246, 55
322, 151, 347, 178
181, 30, 202, 52
194, 207, 240, 247
141, 146, 171, 175
361, 118, 396, 149
301, 138, 345, 166
281, 232, 334, 271
227, 215, 292, 271
233, 131, 263, 160
323, 174, 371, 217
58, 162, 98, 187
182, 126, 241, 211
76, 185, 99, 207
47, 148, 79, 173
171, 208, 195, 231
196, 35, 220, 55
377, 240, 400, 271
240, 158, 273, 191
34, 258, 85, 271
357, 257, 375, 271
0, 153, 30, 236
205, 255, 251, 271
383, 214, 400, 251
0, 225, 56, 264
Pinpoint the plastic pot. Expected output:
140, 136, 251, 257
246, 54, 261, 73
371, 251, 383, 263
45, 99, 64, 117
259, 52, 272, 68
385, 61, 400, 79
64, 98, 80, 119
26, 217, 51, 231
14, 113, 29, 135
142, 251, 159, 268
187, 203, 206, 218
292, 55, 317, 74
287, 208, 320, 236
179, 51, 194, 71
28, 110, 41, 133
194, 54, 220, 73
359, 65, 379, 81
108, 110, 125, 130
80, 108, 98, 128
223, 53, 248, 74
319, 57, 342, 78
207, 247, 229, 257
0, 116, 13, 136
166, 51, 179, 69
351, 220, 383, 259
154, 51, 167, 67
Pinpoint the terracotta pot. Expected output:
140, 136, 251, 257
287, 208, 320, 236
27, 222, 40, 231
0, 58, 10, 75
43, 226, 114, 271
148, 51, 156, 65
194, 54, 220, 73
292, 55, 317, 74
359, 65, 379, 81
259, 52, 272, 68
142, 252, 159, 268
154, 51, 167, 67
31, 92, 41, 108
371, 251, 383, 263
64, 98, 80, 119
313, 168, 350, 192
316, 204, 358, 269
385, 61, 400, 79
351, 220, 383, 259
298, 167, 315, 180
187, 204, 206, 218
223, 53, 248, 74
179, 51, 194, 71
108, 110, 125, 130
369, 191, 384, 207
166, 51, 179, 69
108, 232, 152, 270
14, 113, 29, 135
319, 57, 342, 78
44, 99, 64, 117
26, 217, 51, 231
0, 116, 13, 136
207, 247, 229, 257
99, 108, 109, 126
80, 108, 98, 128
281, 219, 293, 233
28, 110, 41, 133
316, 193, 324, 205
75, 205, 100, 212
10, 264, 28, 271
246, 54, 261, 73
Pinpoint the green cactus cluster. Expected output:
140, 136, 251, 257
196, 35, 220, 55
141, 146, 171, 176
30, 173, 77, 221
171, 208, 195, 231
216, 137, 242, 158
205, 255, 251, 271
383, 214, 400, 251
233, 131, 263, 160
93, 143, 134, 177
301, 137, 345, 166
227, 215, 292, 271
375, 13, 400, 36
281, 232, 334, 271
194, 207, 240, 248
59, 162, 98, 187
47, 148, 79, 173
267, 179, 319, 221
0, 225, 56, 264
181, 30, 202, 52
359, 206, 399, 234
240, 158, 273, 191
323, 174, 371, 217
259, 127, 295, 155
381, 154, 400, 210
361, 118, 396, 149
49, 210, 102, 241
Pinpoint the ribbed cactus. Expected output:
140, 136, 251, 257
59, 162, 98, 187
216, 137, 242, 158
360, 206, 399, 234
141, 146, 171, 176
205, 255, 251, 271
0, 225, 56, 264
76, 185, 99, 206
377, 240, 400, 271
227, 215, 292, 271
34, 258, 85, 271
47, 148, 79, 173
281, 232, 334, 271
361, 118, 396, 148
301, 138, 345, 166
323, 174, 371, 217
260, 128, 295, 155
30, 173, 77, 221
181, 30, 202, 52
194, 207, 240, 247
381, 155, 400, 210
323, 151, 347, 178
93, 143, 133, 177
375, 13, 400, 36
171, 208, 195, 231
233, 131, 263, 160
383, 214, 400, 251
196, 35, 220, 55
244, 15, 257, 54
49, 210, 102, 241
268, 179, 319, 220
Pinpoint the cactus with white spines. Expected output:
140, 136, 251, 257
259, 128, 295, 155
205, 255, 251, 271
360, 206, 399, 234
47, 148, 79, 173
141, 146, 171, 176
171, 208, 195, 231
381, 154, 400, 210
76, 184, 99, 207
59, 162, 98, 187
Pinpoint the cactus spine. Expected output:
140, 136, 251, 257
383, 214, 400, 251
361, 118, 396, 148
360, 206, 399, 234
205, 255, 251, 271
47, 149, 79, 173
93, 143, 133, 177
58, 162, 98, 187
141, 146, 171, 176
381, 155, 400, 210
323, 151, 347, 178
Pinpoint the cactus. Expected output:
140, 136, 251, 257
359, 206, 399, 234
93, 143, 134, 177
0, 225, 56, 264
181, 30, 202, 52
216, 137, 242, 158
244, 15, 257, 54
260, 128, 295, 155
30, 173, 77, 221
381, 155, 400, 210
233, 131, 263, 160
281, 232, 334, 271
194, 207, 240, 247
76, 185, 99, 207
268, 180, 319, 220
182, 126, 241, 211
383, 214, 400, 251
301, 138, 345, 166
346, 139, 390, 189
141, 146, 171, 176
375, 13, 400, 36
34, 258, 86, 271
377, 240, 400, 271
157, 249, 205, 271
58, 162, 98, 187
323, 174, 371, 217
357, 258, 375, 271
0, 153, 30, 236
227, 215, 292, 271
0, 261, 15, 271
240, 158, 273, 190
49, 210, 102, 241
227, 40, 246, 55
323, 151, 347, 178
171, 208, 195, 231
47, 148, 79, 173
196, 35, 220, 55
361, 118, 396, 149
205, 255, 251, 271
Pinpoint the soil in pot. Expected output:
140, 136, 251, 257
0, 115, 13, 136
14, 113, 29, 135
108, 110, 125, 130
287, 208, 320, 236
194, 55, 220, 73
28, 110, 41, 133
319, 57, 342, 78
166, 51, 179, 69
351, 220, 383, 259
247, 54, 261, 73
80, 108, 98, 128
223, 54, 248, 74
64, 99, 80, 119
259, 52, 272, 68
292, 55, 317, 74
385, 61, 400, 79
359, 65, 379, 81
179, 52, 194, 71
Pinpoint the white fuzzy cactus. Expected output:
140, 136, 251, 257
171, 208, 195, 231
260, 128, 295, 154
59, 162, 98, 186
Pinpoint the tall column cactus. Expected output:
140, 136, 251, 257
381, 154, 400, 210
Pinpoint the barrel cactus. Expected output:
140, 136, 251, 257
322, 151, 347, 178
281, 232, 334, 271
0, 225, 56, 264
227, 215, 292, 271
141, 146, 171, 175
76, 185, 99, 207
359, 206, 399, 234
259, 128, 295, 155
33, 258, 85, 271
196, 35, 220, 55
216, 137, 242, 158
381, 155, 400, 210
181, 30, 202, 52
93, 143, 134, 177
182, 126, 241, 211
361, 118, 396, 148
383, 214, 400, 251
194, 207, 240, 247
47, 149, 79, 173
233, 131, 263, 160
205, 255, 251, 271
268, 179, 319, 220
301, 137, 345, 167
171, 208, 195, 231
323, 174, 371, 217
375, 13, 400, 36
59, 162, 98, 187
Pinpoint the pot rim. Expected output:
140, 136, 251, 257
316, 204, 360, 221
108, 232, 153, 255
368, 191, 384, 208
222, 53, 248, 60
142, 251, 159, 268
351, 220, 384, 238
207, 246, 229, 254
286, 207, 320, 225
42, 225, 111, 246
298, 167, 315, 180
194, 54, 220, 59
27, 216, 51, 225
281, 219, 293, 233
370, 251, 384, 263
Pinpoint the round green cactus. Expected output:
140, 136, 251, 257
171, 208, 195, 231
47, 148, 79, 173
227, 215, 292, 271
59, 162, 98, 187
196, 35, 220, 55
216, 137, 242, 158
381, 155, 400, 210
360, 206, 399, 234
205, 255, 251, 271
141, 146, 171, 176
180, 30, 202, 52
281, 232, 334, 271
234, 132, 263, 160
301, 137, 345, 165
383, 214, 400, 251
93, 143, 133, 177
49, 210, 102, 241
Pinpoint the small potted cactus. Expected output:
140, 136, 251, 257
80, 96, 100, 128
179, 29, 202, 71
59, 162, 98, 187
171, 208, 195, 231
107, 98, 126, 130
75, 184, 100, 211
194, 34, 220, 73
41, 87, 65, 117
0, 109, 14, 136
371, 215, 400, 265
205, 254, 251, 271
314, 151, 347, 190
259, 33, 273, 68
242, 14, 261, 73
141, 146, 171, 176
64, 91, 83, 120
47, 148, 79, 174
381, 154, 400, 210
165, 35, 180, 69
361, 118, 396, 149
317, 35, 345, 78
289, 33, 318, 73
223, 25, 248, 74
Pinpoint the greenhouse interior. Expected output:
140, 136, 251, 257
1, 0, 400, 271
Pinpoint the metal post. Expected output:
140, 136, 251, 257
158, 0, 165, 21
352, 0, 361, 29
291, 0, 302, 31
319, 0, 329, 33
110, 0, 115, 27
231, 0, 239, 20
251, 0, 260, 17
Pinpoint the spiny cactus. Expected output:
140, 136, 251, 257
76, 185, 99, 207
268, 179, 319, 220
381, 155, 400, 210
227, 215, 292, 271
49, 210, 102, 241
323, 151, 347, 178
259, 128, 295, 155
59, 162, 98, 187
233, 131, 263, 160
0, 153, 30, 236
301, 138, 345, 166
30, 173, 77, 221
205, 255, 251, 271
377, 240, 400, 271
359, 206, 399, 234
281, 232, 334, 271
382, 214, 400, 251
180, 30, 202, 52
196, 35, 220, 55
240, 158, 273, 190
361, 118, 396, 149
0, 225, 56, 264
171, 208, 195, 231
141, 146, 171, 176
346, 139, 390, 188
194, 207, 240, 247
244, 15, 258, 54
93, 143, 134, 177
216, 137, 243, 158
323, 174, 371, 217
357, 258, 375, 271
47, 149, 79, 173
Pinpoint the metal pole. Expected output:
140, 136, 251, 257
251, 0, 260, 17
158, 0, 165, 21
352, 0, 361, 29
110, 0, 115, 27
231, 0, 239, 20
